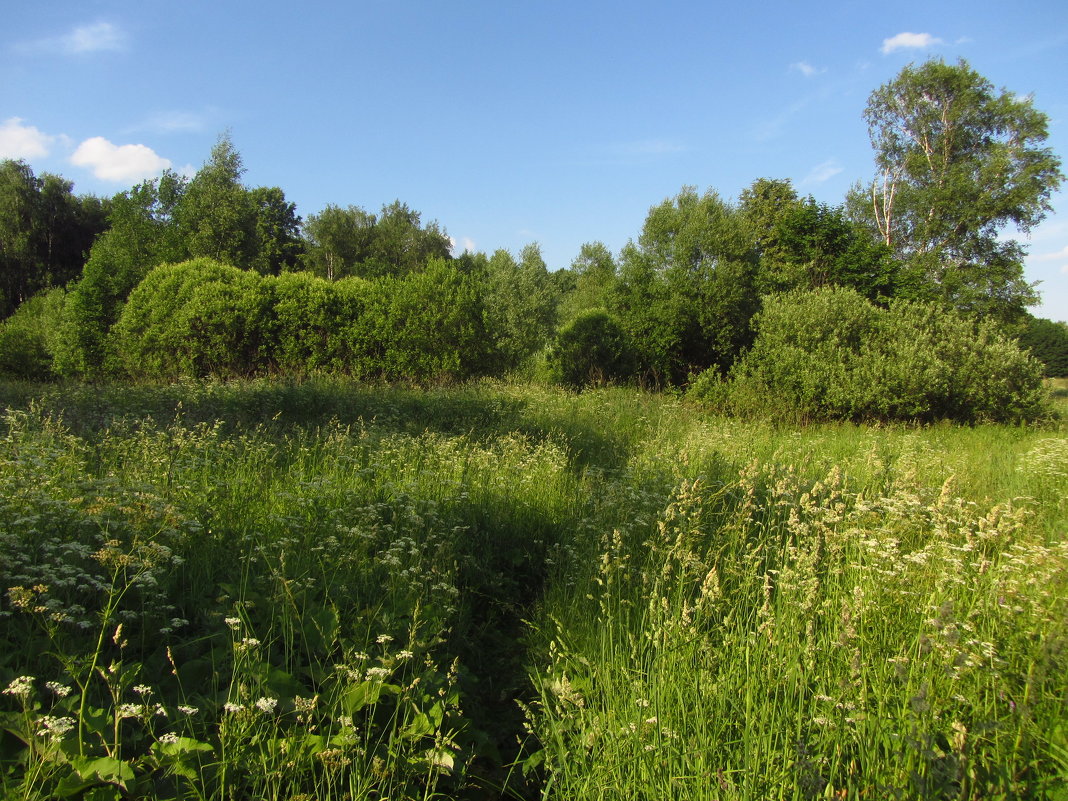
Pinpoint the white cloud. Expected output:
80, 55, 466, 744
65, 22, 125, 53
881, 32, 944, 54
17, 21, 126, 56
799, 158, 843, 186
790, 61, 825, 78
70, 137, 171, 182
0, 117, 56, 159
449, 236, 476, 255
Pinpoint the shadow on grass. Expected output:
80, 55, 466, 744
0, 377, 635, 799
0, 377, 635, 473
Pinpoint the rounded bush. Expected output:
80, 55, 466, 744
692, 287, 1049, 423
550, 309, 637, 387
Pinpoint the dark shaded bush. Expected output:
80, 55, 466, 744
550, 309, 637, 387
0, 287, 67, 380
1017, 315, 1068, 377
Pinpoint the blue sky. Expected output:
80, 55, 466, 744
3, 0, 1067, 320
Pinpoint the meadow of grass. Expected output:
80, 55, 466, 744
0, 377, 1065, 799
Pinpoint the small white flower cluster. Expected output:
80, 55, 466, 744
45, 681, 72, 698
37, 715, 75, 742
3, 676, 35, 698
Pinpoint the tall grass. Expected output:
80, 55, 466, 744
0, 377, 1065, 799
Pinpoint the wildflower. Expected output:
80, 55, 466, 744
45, 681, 72, 698
177, 705, 199, 716
133, 684, 153, 696
376, 634, 393, 644
255, 697, 278, 714
293, 695, 317, 713
224, 617, 242, 630
158, 732, 180, 745
397, 650, 414, 660
37, 715, 75, 742
118, 703, 143, 718
352, 652, 370, 661
365, 666, 391, 681
223, 702, 243, 714
3, 676, 35, 698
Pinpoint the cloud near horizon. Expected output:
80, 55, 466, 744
881, 32, 944, 54
70, 136, 171, 181
0, 117, 57, 159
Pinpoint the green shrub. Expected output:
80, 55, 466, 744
550, 309, 637, 387
272, 271, 372, 375
0, 287, 67, 380
112, 258, 487, 383
366, 258, 489, 382
113, 259, 275, 379
692, 287, 1049, 423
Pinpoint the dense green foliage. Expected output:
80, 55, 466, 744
0, 61, 1065, 425
113, 258, 490, 382
0, 287, 67, 380
691, 287, 1049, 423
301, 201, 451, 280
56, 137, 302, 376
0, 379, 1065, 799
855, 59, 1063, 321
549, 309, 636, 387
0, 160, 107, 318
1019, 315, 1068, 377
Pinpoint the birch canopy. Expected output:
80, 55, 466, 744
861, 59, 1063, 319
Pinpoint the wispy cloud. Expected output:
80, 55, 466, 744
799, 158, 844, 186
1035, 245, 1068, 262
70, 136, 171, 182
0, 117, 57, 159
16, 21, 126, 56
754, 97, 811, 142
131, 111, 209, 135
881, 32, 944, 54
790, 61, 825, 78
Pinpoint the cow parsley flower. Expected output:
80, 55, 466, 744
3, 676, 34, 698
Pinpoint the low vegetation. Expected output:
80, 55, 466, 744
0, 378, 1065, 799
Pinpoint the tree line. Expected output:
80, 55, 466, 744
1, 59, 1066, 421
